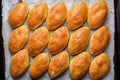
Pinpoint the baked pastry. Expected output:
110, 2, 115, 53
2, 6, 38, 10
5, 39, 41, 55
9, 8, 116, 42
27, 3, 48, 30
89, 53, 110, 80
88, 1, 107, 29
10, 49, 29, 78
8, 2, 28, 28
46, 2, 67, 30
90, 26, 110, 56
48, 27, 69, 55
8, 25, 28, 54
28, 27, 49, 57
29, 53, 50, 79
48, 51, 69, 79
70, 52, 90, 80
67, 2, 87, 30
68, 27, 90, 55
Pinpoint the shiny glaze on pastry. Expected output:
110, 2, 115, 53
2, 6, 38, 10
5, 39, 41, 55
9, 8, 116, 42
28, 27, 49, 56
88, 1, 107, 29
27, 3, 48, 29
67, 2, 88, 30
46, 2, 67, 30
29, 53, 50, 79
8, 2, 28, 28
48, 27, 69, 55
89, 53, 110, 80
10, 49, 29, 78
8, 25, 28, 54
90, 26, 110, 56
48, 51, 69, 79
68, 27, 90, 55
70, 52, 90, 80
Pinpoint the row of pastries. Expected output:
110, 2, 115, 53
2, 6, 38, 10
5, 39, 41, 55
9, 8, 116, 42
8, 0, 110, 80
8, 1, 107, 30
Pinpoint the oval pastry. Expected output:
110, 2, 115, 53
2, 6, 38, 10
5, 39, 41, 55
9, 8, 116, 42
48, 27, 69, 55
88, 1, 107, 29
67, 2, 88, 30
46, 2, 67, 30
8, 25, 28, 54
27, 3, 48, 30
70, 52, 90, 80
90, 26, 110, 56
28, 27, 49, 57
10, 50, 29, 78
48, 51, 69, 79
29, 53, 50, 79
68, 27, 90, 55
89, 53, 110, 80
8, 2, 28, 28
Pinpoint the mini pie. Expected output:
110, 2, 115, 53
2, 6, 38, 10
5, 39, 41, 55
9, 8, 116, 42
90, 26, 110, 56
8, 2, 28, 28
89, 53, 110, 80
10, 49, 29, 78
68, 27, 90, 55
28, 27, 49, 57
67, 2, 88, 30
48, 51, 69, 79
8, 25, 28, 54
70, 52, 90, 80
48, 27, 69, 55
88, 1, 107, 29
27, 3, 48, 30
29, 53, 50, 79
46, 2, 67, 30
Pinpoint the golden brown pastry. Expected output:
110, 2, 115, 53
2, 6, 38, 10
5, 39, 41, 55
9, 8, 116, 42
90, 26, 110, 56
8, 2, 28, 28
10, 49, 29, 78
46, 2, 67, 30
70, 52, 90, 80
28, 27, 49, 57
48, 27, 69, 55
29, 53, 50, 79
48, 51, 69, 79
67, 2, 88, 30
8, 25, 28, 54
27, 3, 48, 30
88, 1, 107, 29
89, 53, 110, 80
68, 27, 90, 55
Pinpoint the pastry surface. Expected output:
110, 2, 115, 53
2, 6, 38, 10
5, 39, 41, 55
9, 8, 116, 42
88, 1, 107, 29
8, 2, 28, 28
67, 2, 88, 30
27, 3, 48, 29
46, 2, 67, 30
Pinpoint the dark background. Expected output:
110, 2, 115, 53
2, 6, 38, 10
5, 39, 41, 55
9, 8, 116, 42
0, 0, 120, 80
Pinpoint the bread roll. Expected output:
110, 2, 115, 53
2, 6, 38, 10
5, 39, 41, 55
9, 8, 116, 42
48, 51, 69, 79
29, 53, 50, 79
70, 52, 90, 80
8, 25, 28, 54
68, 27, 90, 55
48, 27, 69, 55
67, 2, 88, 30
28, 27, 49, 56
10, 49, 29, 78
90, 26, 110, 56
46, 2, 67, 30
27, 3, 48, 29
89, 53, 110, 80
88, 1, 107, 29
8, 2, 28, 28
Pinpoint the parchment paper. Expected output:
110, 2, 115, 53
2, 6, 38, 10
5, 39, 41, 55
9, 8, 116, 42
2, 0, 114, 80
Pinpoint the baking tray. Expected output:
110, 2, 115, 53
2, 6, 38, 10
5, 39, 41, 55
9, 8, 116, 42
0, 0, 119, 80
